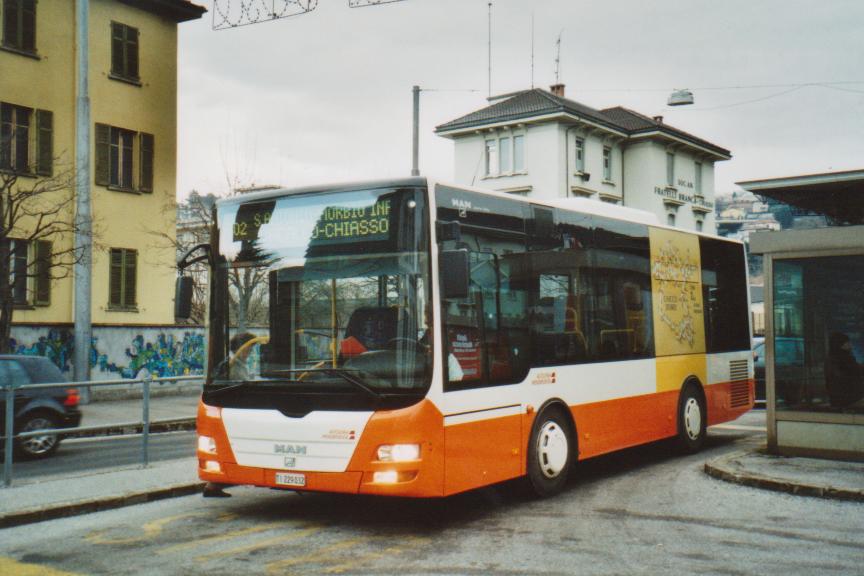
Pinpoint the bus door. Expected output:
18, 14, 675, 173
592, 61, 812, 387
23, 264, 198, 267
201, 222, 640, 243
439, 237, 530, 494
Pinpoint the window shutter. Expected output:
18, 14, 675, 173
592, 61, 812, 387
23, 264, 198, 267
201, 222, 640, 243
111, 22, 124, 76
109, 248, 123, 306
22, 0, 36, 52
0, 104, 11, 169
127, 27, 139, 79
34, 240, 51, 305
3, 0, 19, 49
124, 250, 137, 307
35, 109, 53, 176
95, 123, 110, 186
139, 132, 153, 192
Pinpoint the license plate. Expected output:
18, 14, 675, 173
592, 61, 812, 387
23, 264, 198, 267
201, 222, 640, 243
275, 472, 306, 487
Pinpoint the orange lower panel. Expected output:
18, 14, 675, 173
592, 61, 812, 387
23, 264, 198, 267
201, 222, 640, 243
443, 414, 522, 496
571, 391, 679, 460
705, 379, 754, 425
197, 379, 753, 498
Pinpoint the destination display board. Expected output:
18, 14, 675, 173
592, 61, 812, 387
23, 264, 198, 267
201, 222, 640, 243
309, 198, 392, 246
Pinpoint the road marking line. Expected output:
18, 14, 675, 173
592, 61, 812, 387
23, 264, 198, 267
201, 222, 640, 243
323, 535, 428, 574
159, 522, 285, 555
195, 525, 322, 563
265, 537, 370, 575
0, 557, 83, 576
85, 512, 204, 545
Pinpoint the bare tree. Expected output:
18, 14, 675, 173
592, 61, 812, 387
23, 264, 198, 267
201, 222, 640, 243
0, 165, 83, 353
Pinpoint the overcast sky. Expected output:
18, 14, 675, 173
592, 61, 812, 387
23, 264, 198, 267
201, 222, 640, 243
176, 0, 864, 200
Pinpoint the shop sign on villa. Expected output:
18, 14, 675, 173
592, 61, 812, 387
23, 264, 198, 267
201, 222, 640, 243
654, 185, 714, 210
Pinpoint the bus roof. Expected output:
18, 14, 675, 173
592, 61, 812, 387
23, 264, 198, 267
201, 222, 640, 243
215, 176, 739, 243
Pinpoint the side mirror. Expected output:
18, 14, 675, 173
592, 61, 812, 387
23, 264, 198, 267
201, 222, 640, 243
174, 276, 194, 320
440, 249, 470, 300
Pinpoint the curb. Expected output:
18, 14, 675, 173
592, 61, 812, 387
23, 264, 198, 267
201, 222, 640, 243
0, 482, 205, 529
704, 451, 864, 503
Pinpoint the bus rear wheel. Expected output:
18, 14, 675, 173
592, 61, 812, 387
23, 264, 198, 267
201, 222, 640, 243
675, 385, 706, 453
526, 407, 573, 497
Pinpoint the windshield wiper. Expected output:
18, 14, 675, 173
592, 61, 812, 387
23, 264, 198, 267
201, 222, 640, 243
320, 368, 383, 400
258, 367, 383, 400
205, 380, 259, 397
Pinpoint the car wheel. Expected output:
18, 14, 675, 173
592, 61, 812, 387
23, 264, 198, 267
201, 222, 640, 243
526, 406, 573, 497
15, 411, 61, 459
675, 384, 706, 454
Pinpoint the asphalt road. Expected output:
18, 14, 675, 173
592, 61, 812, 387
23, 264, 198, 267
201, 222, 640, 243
2, 411, 862, 576
8, 431, 196, 482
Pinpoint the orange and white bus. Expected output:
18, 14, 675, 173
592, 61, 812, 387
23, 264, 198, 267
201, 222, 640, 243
186, 177, 753, 498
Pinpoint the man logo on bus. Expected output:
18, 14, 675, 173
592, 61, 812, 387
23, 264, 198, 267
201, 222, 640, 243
451, 198, 472, 218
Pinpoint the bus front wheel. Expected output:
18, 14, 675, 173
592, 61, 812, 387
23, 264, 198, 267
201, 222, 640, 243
675, 384, 706, 453
526, 406, 574, 497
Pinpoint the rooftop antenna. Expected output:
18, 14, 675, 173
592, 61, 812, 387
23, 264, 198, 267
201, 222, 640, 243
530, 12, 535, 88
487, 1, 492, 98
554, 29, 563, 84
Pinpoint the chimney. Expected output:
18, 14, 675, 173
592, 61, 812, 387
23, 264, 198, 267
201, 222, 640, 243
550, 83, 565, 97
653, 115, 664, 123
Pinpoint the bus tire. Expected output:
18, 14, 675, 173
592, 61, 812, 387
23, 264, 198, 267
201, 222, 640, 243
526, 406, 574, 497
675, 383, 706, 454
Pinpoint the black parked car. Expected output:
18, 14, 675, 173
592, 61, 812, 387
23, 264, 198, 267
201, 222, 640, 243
0, 355, 82, 459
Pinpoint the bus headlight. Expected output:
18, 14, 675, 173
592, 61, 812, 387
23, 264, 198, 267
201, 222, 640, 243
373, 470, 399, 484
198, 435, 217, 454
377, 443, 420, 462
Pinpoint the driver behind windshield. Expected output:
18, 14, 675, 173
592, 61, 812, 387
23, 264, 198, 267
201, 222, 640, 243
215, 332, 257, 381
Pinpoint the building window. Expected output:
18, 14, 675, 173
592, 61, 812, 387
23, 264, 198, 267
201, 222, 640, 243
513, 134, 524, 172
574, 137, 585, 172
695, 161, 703, 194
95, 123, 154, 192
110, 22, 139, 82
666, 152, 675, 187
0, 103, 52, 175
109, 248, 137, 309
499, 136, 511, 173
667, 213, 676, 227
695, 220, 703, 232
8, 238, 51, 306
2, 0, 36, 54
603, 146, 612, 181
485, 139, 498, 176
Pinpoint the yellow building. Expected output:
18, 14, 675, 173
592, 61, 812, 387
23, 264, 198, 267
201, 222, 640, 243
1, 0, 204, 334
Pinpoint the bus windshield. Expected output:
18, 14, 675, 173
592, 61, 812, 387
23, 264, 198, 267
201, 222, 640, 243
208, 186, 432, 402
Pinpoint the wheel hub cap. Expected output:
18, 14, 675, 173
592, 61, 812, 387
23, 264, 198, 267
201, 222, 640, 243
20, 417, 57, 455
537, 421, 569, 478
683, 398, 702, 440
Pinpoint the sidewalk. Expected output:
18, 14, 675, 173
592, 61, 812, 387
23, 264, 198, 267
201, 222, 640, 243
704, 448, 864, 502
1, 393, 205, 529
2, 404, 863, 529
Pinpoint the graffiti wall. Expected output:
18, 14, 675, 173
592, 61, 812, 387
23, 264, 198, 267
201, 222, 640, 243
9, 325, 206, 380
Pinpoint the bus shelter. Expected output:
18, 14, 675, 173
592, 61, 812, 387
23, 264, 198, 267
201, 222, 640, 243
743, 170, 864, 461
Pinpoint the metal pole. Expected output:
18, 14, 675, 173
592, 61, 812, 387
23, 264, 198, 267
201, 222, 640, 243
3, 383, 15, 487
74, 0, 93, 390
411, 85, 420, 176
141, 374, 151, 467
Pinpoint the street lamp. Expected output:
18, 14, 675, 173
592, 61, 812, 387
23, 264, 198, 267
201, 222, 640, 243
668, 88, 695, 106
